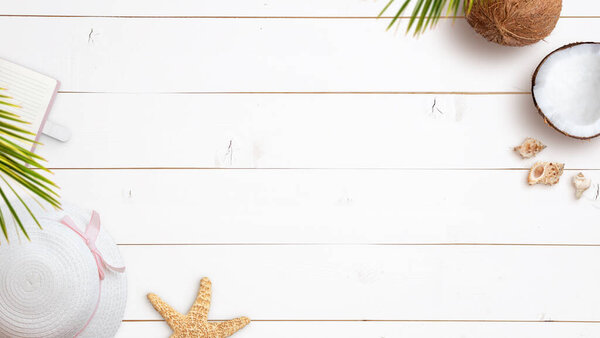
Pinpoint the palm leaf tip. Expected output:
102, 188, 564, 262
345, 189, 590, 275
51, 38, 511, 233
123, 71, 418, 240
381, 0, 477, 35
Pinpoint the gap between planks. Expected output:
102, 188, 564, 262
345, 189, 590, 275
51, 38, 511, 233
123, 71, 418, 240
122, 319, 600, 323
0, 15, 597, 19
44, 168, 600, 171
56, 91, 531, 95
116, 243, 600, 247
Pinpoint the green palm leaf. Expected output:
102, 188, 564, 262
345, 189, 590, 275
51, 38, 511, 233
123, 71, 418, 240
0, 88, 60, 242
379, 0, 479, 35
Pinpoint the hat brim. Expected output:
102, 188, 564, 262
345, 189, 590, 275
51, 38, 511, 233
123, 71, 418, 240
59, 204, 127, 338
0, 201, 127, 338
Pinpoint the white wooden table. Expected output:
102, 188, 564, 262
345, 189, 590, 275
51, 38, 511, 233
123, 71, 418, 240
3, 1, 600, 337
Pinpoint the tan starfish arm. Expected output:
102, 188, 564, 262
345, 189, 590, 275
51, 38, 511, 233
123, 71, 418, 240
188, 277, 212, 321
147, 293, 185, 329
148, 278, 250, 338
212, 317, 251, 337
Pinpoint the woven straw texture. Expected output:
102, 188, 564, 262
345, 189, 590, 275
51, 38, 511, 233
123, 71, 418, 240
0, 203, 127, 338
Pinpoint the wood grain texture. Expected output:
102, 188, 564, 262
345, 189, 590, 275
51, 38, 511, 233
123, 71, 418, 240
0, 18, 597, 93
121, 245, 600, 320
4, 1, 600, 336
117, 321, 600, 338
52, 169, 600, 245
39, 93, 600, 169
0, 0, 597, 17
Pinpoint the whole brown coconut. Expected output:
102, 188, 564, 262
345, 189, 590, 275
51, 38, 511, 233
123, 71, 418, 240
466, 0, 562, 47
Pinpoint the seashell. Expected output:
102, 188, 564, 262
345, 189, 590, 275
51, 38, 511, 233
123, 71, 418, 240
572, 172, 591, 199
528, 161, 564, 185
514, 137, 546, 159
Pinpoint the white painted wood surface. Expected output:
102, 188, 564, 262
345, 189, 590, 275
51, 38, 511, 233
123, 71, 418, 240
52, 169, 600, 244
121, 245, 600, 321
41, 93, 600, 169
0, 18, 599, 93
2, 1, 600, 337
117, 321, 600, 338
1, 1, 599, 17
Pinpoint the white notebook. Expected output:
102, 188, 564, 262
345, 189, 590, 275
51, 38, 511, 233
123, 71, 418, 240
0, 58, 60, 150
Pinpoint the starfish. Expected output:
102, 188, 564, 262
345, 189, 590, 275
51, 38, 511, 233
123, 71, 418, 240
148, 277, 250, 338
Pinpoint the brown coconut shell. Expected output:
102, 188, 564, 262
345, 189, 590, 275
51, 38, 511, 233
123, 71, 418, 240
466, 0, 562, 47
531, 42, 600, 140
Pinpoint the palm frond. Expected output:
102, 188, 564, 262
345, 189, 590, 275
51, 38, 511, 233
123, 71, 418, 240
0, 88, 60, 242
379, 0, 478, 35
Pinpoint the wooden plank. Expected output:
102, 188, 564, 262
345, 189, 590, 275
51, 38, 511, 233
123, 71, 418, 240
39, 93, 600, 169
121, 245, 600, 320
0, 18, 597, 92
49, 169, 600, 244
0, 1, 596, 17
117, 320, 600, 338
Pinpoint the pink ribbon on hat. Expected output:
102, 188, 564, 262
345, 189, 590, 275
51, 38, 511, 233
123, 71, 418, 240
60, 211, 125, 337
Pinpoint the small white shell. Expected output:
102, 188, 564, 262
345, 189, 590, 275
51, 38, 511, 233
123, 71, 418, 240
573, 172, 591, 199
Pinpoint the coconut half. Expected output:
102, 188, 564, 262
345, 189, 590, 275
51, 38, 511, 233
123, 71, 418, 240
532, 42, 600, 139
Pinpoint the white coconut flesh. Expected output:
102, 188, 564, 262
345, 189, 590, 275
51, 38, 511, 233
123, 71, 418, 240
533, 43, 600, 138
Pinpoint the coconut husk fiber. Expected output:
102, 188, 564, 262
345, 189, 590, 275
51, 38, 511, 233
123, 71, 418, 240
466, 0, 562, 46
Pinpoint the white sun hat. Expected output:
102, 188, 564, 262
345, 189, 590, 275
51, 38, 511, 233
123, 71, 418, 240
0, 203, 127, 338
